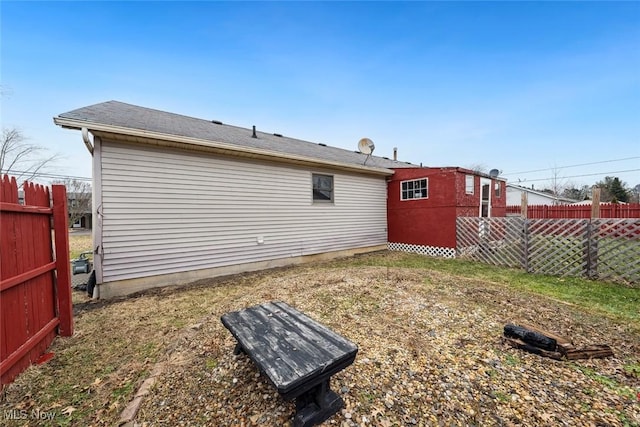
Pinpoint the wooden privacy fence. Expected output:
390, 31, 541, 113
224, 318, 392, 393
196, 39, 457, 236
456, 217, 640, 285
0, 175, 73, 387
506, 203, 640, 219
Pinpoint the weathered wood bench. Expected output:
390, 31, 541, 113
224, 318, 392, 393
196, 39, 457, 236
221, 301, 358, 427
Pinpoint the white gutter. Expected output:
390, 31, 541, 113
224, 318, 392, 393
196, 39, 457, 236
53, 117, 395, 176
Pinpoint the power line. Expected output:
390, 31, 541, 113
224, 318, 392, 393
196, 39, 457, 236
514, 168, 640, 183
0, 169, 91, 181
502, 156, 640, 176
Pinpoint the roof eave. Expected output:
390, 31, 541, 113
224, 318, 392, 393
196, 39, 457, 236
53, 117, 395, 177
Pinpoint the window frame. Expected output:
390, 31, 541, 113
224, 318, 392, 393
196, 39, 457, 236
494, 181, 501, 198
465, 174, 475, 195
312, 173, 334, 203
400, 177, 429, 201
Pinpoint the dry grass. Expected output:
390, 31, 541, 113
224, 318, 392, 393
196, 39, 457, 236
68, 233, 92, 260
1, 268, 275, 425
1, 252, 638, 426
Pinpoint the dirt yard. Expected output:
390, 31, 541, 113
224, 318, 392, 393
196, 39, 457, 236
1, 252, 639, 426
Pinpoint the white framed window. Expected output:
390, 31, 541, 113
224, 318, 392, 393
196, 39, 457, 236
401, 178, 428, 200
494, 181, 501, 198
465, 175, 474, 194
312, 174, 334, 202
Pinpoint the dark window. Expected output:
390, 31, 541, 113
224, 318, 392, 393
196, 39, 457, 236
401, 178, 428, 200
312, 174, 334, 202
481, 183, 490, 217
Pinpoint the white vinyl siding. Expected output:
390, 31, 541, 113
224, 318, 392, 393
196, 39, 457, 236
99, 141, 388, 282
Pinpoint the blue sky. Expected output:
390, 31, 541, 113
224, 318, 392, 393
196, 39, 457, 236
2, 1, 639, 190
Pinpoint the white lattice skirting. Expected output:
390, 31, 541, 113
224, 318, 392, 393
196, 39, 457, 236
388, 242, 456, 258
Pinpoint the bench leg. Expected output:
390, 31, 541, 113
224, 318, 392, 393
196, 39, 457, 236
293, 379, 343, 427
233, 342, 246, 355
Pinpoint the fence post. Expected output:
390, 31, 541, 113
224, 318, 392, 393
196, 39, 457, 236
591, 187, 601, 219
521, 192, 528, 218
584, 220, 598, 280
522, 218, 530, 272
52, 185, 73, 336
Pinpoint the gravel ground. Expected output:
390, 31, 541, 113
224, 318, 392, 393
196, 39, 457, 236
134, 266, 640, 426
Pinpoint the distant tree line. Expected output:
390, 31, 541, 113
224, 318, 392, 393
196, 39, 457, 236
468, 162, 639, 203
554, 177, 638, 203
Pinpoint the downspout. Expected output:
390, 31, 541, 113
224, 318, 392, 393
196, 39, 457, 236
81, 128, 102, 298
81, 127, 94, 154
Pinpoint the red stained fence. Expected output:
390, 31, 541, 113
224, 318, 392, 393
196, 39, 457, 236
0, 175, 73, 388
506, 203, 640, 219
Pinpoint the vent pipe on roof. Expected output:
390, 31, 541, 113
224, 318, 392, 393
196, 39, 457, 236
81, 127, 94, 155
252, 125, 257, 138
393, 147, 397, 161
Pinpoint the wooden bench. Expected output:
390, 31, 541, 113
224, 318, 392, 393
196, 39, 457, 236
221, 301, 358, 427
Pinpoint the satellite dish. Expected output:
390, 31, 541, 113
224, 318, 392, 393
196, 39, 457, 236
489, 169, 500, 178
358, 138, 375, 155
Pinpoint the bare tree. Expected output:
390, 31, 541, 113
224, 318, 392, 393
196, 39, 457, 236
562, 183, 590, 201
547, 165, 570, 204
52, 178, 92, 227
1, 128, 59, 184
465, 163, 488, 174
631, 184, 640, 203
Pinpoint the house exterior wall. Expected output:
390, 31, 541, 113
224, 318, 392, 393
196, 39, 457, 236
454, 172, 506, 217
96, 140, 388, 297
72, 213, 92, 229
388, 168, 506, 251
387, 168, 459, 249
506, 186, 560, 205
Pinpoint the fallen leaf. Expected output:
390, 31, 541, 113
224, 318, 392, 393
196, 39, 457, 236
61, 406, 76, 416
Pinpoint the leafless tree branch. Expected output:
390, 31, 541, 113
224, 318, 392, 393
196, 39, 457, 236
1, 127, 60, 184
52, 178, 92, 227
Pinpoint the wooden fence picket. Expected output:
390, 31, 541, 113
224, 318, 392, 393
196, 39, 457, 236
506, 203, 640, 219
0, 174, 73, 387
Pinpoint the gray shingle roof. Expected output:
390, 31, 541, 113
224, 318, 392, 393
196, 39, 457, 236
56, 101, 415, 170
